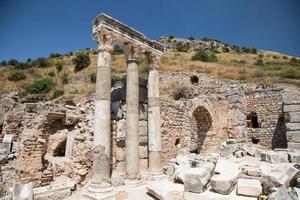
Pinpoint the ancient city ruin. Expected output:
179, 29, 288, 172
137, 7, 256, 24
1, 13, 300, 200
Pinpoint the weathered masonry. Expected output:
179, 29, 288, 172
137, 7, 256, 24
90, 13, 164, 194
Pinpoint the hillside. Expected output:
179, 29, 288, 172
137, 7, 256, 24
0, 37, 300, 101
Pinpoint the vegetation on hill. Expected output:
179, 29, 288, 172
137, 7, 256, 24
0, 42, 299, 101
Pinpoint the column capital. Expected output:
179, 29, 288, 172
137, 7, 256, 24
145, 53, 161, 70
93, 30, 117, 52
124, 42, 143, 63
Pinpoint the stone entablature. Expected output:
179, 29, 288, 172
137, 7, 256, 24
92, 13, 164, 54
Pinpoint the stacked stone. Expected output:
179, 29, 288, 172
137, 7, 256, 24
245, 88, 285, 147
284, 92, 300, 149
227, 86, 246, 139
18, 129, 45, 187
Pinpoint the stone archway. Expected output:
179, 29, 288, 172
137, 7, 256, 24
188, 97, 216, 153
193, 106, 213, 153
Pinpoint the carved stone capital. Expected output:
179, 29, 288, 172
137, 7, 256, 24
145, 53, 160, 70
93, 29, 117, 52
124, 42, 143, 62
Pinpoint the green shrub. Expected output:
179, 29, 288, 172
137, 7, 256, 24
48, 71, 55, 77
49, 53, 62, 58
1, 60, 7, 66
232, 46, 241, 53
176, 45, 188, 52
255, 58, 264, 66
113, 45, 124, 55
290, 57, 300, 66
7, 59, 18, 66
223, 46, 230, 52
282, 56, 288, 60
272, 55, 279, 59
90, 72, 96, 83
33, 57, 49, 68
191, 50, 218, 62
188, 37, 195, 41
52, 90, 64, 99
280, 68, 300, 79
8, 70, 26, 81
258, 54, 264, 58
15, 62, 31, 70
26, 77, 54, 94
60, 74, 69, 85
56, 62, 64, 73
250, 48, 257, 54
169, 35, 175, 39
72, 52, 90, 72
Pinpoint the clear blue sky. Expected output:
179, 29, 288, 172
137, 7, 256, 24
0, 0, 299, 61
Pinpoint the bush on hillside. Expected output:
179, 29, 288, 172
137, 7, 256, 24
56, 62, 64, 73
290, 57, 300, 66
188, 37, 195, 41
14, 62, 31, 70
72, 52, 90, 72
60, 74, 69, 85
255, 58, 264, 66
168, 35, 175, 39
8, 70, 26, 81
280, 68, 300, 79
90, 72, 96, 83
47, 71, 55, 77
1, 60, 7, 66
176, 45, 188, 52
26, 77, 54, 94
7, 59, 18, 66
191, 50, 218, 62
52, 90, 64, 99
49, 53, 62, 58
33, 57, 49, 68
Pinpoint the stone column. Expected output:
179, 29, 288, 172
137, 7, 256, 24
124, 44, 141, 183
89, 32, 114, 192
147, 54, 162, 175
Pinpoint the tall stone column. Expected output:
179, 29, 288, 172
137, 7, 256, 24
124, 44, 141, 183
147, 54, 162, 175
89, 32, 114, 193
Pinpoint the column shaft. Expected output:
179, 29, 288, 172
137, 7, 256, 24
92, 50, 112, 187
148, 67, 162, 174
125, 60, 140, 179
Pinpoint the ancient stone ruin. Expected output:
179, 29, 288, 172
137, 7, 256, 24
0, 13, 300, 200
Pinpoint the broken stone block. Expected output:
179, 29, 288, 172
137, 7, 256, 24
288, 151, 300, 163
210, 160, 241, 194
243, 166, 261, 177
147, 181, 184, 200
269, 186, 298, 200
13, 182, 33, 200
237, 178, 262, 197
166, 163, 177, 176
184, 167, 211, 193
261, 151, 289, 163
235, 150, 247, 158
174, 165, 191, 183
260, 165, 288, 190
278, 164, 300, 188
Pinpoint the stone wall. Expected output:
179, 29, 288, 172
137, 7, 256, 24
283, 91, 300, 149
244, 88, 286, 148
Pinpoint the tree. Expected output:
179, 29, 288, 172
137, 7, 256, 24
8, 59, 18, 66
56, 62, 64, 73
72, 52, 91, 72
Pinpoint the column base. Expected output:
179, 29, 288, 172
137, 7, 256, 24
84, 191, 117, 200
88, 183, 113, 193
149, 171, 166, 181
124, 178, 143, 188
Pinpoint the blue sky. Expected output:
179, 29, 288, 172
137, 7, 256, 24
0, 0, 299, 61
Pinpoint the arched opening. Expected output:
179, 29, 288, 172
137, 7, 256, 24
190, 75, 199, 85
247, 112, 259, 128
193, 106, 212, 153
53, 139, 66, 157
